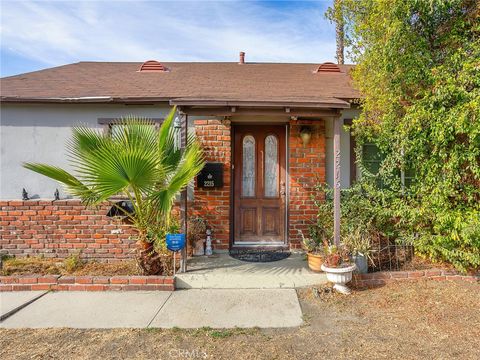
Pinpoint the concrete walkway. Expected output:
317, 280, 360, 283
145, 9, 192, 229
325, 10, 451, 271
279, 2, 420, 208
0, 289, 303, 329
176, 253, 327, 289
0, 291, 48, 321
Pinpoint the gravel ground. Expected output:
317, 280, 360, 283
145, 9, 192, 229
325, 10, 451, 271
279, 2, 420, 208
1, 280, 479, 360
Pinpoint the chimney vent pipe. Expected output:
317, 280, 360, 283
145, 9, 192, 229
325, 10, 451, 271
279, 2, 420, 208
239, 52, 245, 64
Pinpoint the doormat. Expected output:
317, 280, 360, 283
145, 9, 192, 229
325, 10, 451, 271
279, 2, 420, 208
229, 250, 291, 263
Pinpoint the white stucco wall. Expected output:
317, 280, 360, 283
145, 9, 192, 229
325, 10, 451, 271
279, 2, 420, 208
0, 103, 183, 199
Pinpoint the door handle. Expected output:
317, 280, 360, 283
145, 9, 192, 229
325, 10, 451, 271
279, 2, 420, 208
280, 182, 286, 196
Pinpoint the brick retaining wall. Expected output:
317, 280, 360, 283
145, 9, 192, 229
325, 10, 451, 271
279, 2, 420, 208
0, 200, 138, 261
0, 275, 174, 291
353, 269, 479, 288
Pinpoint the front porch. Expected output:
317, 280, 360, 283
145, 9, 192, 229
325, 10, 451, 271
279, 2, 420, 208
175, 98, 351, 275
176, 253, 327, 289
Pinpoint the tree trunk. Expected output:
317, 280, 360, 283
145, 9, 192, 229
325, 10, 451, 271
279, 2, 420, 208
136, 240, 165, 275
334, 0, 345, 65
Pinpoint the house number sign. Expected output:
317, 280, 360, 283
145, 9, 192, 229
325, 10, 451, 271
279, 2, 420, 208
197, 162, 224, 188
166, 233, 185, 276
166, 233, 186, 252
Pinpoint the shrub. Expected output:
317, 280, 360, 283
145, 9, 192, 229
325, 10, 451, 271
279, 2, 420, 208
326, 0, 480, 272
63, 253, 85, 273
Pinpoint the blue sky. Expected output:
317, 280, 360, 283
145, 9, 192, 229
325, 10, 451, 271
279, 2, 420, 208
0, 0, 338, 77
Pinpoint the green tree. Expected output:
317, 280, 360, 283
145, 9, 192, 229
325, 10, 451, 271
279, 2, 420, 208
334, 0, 480, 271
24, 108, 205, 274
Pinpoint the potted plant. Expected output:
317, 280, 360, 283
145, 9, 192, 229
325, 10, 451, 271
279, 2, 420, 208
301, 231, 324, 272
188, 217, 207, 256
343, 227, 372, 274
321, 243, 356, 294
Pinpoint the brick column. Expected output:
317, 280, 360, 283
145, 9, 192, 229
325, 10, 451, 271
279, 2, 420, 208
192, 119, 232, 250
288, 119, 326, 249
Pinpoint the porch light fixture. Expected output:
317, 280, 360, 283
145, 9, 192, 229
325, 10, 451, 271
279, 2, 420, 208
300, 126, 312, 147
173, 115, 182, 150
173, 115, 182, 129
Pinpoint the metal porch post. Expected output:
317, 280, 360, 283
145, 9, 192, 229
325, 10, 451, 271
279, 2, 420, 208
179, 113, 188, 273
333, 115, 341, 247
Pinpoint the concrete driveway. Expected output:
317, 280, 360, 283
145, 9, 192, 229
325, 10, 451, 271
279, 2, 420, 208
0, 289, 303, 329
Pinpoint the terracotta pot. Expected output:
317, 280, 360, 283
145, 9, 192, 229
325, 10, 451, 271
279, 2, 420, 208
307, 253, 324, 272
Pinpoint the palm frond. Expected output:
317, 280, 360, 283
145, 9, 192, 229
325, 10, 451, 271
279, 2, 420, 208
24, 107, 205, 236
22, 163, 101, 204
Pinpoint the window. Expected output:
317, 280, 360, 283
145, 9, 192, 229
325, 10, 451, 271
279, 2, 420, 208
402, 166, 415, 188
97, 118, 164, 136
264, 135, 278, 197
361, 143, 414, 189
109, 123, 127, 137
242, 135, 256, 197
362, 143, 384, 175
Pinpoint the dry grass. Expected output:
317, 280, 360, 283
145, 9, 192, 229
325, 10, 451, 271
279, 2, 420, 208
0, 256, 139, 276
1, 280, 479, 359
396, 255, 456, 271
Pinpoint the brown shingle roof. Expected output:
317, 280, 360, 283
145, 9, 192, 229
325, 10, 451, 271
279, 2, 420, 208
0, 61, 359, 106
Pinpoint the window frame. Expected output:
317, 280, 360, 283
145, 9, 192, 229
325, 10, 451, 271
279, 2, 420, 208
97, 118, 164, 135
360, 142, 414, 189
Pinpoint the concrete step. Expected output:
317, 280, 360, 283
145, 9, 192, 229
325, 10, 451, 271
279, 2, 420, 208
175, 272, 327, 289
176, 253, 328, 289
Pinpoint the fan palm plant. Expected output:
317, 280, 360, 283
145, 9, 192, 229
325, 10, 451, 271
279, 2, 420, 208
23, 107, 205, 274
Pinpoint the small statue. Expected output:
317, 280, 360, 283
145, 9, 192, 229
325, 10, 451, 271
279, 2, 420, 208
22, 188, 29, 200
54, 189, 60, 200
205, 229, 213, 256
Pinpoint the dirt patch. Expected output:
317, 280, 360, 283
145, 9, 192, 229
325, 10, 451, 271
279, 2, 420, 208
0, 257, 140, 276
369, 254, 458, 273
1, 280, 479, 359
393, 255, 456, 271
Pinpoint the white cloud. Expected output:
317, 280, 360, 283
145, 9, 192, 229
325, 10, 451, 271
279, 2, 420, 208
0, 0, 337, 67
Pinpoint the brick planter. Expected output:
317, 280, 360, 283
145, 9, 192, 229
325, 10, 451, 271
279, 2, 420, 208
0, 275, 175, 291
353, 269, 479, 288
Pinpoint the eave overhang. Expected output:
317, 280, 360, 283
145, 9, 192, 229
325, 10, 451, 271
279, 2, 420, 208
170, 97, 350, 118
170, 97, 350, 109
0, 96, 172, 104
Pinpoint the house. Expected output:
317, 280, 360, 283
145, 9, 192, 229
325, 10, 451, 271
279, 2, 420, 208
0, 53, 360, 260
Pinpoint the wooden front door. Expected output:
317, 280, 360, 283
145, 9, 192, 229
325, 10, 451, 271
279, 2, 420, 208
233, 125, 286, 245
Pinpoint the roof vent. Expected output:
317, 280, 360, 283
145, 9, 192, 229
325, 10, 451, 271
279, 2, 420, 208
138, 60, 168, 72
316, 62, 341, 73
